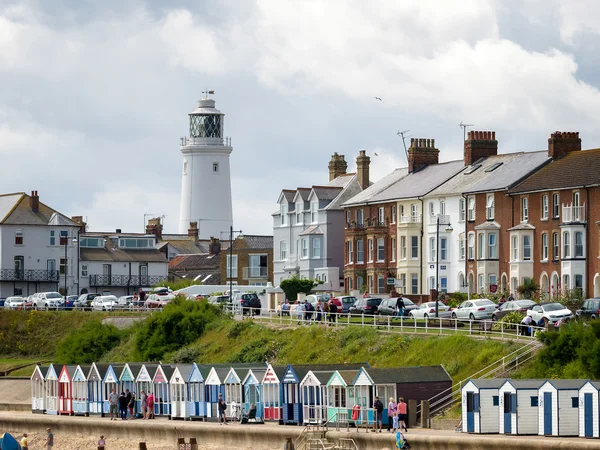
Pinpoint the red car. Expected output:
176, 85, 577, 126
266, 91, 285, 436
328, 297, 343, 311
145, 292, 175, 309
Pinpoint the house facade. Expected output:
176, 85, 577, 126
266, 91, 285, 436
272, 152, 366, 290
220, 235, 273, 287
508, 132, 600, 298
0, 191, 81, 297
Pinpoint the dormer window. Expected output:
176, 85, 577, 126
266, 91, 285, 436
296, 202, 303, 225
311, 202, 318, 223
119, 238, 152, 248
281, 203, 288, 226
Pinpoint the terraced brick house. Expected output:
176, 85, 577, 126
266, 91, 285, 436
220, 235, 273, 287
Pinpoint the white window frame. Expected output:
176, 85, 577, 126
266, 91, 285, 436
429, 237, 436, 262
512, 236, 519, 261
523, 235, 531, 261
226, 254, 238, 278
81, 264, 88, 277
459, 198, 466, 222
301, 239, 308, 258
541, 233, 548, 261
411, 273, 418, 295
357, 209, 364, 226
468, 233, 475, 260
50, 230, 56, 246
347, 240, 353, 264
488, 233, 497, 259
311, 202, 318, 224
296, 202, 303, 225
553, 232, 559, 260
312, 238, 321, 258
411, 203, 418, 221
400, 236, 406, 260
478, 233, 484, 260
459, 238, 465, 260
378, 207, 384, 225
552, 193, 560, 219
280, 203, 288, 226
15, 229, 23, 246
521, 197, 529, 222
575, 231, 584, 257
368, 239, 374, 262
391, 205, 396, 224
377, 275, 385, 294
440, 237, 447, 261
486, 194, 494, 220
391, 237, 396, 262
563, 231, 570, 258
439, 200, 446, 216
429, 202, 435, 217
468, 197, 475, 221
411, 236, 418, 259
356, 239, 364, 263
542, 195, 549, 220
280, 241, 287, 261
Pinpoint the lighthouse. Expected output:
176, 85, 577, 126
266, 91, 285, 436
178, 95, 233, 238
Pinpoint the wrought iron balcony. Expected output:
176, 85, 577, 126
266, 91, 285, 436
88, 274, 168, 287
345, 221, 365, 230
0, 269, 60, 282
243, 267, 268, 279
562, 203, 585, 223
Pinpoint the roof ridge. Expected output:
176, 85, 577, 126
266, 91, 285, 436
312, 185, 343, 189
0, 193, 26, 224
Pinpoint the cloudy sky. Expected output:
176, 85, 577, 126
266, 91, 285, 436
2, 0, 600, 235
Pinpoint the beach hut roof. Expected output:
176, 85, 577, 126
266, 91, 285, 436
367, 366, 452, 384
172, 364, 194, 380
503, 379, 546, 390
544, 379, 588, 390
468, 379, 507, 389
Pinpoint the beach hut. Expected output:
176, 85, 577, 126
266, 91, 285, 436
224, 367, 244, 419
101, 364, 123, 416
187, 363, 206, 420
72, 365, 90, 416
152, 364, 173, 417
203, 366, 228, 420
58, 365, 76, 415
119, 364, 136, 395
498, 379, 544, 435
87, 363, 107, 415
281, 364, 304, 425
579, 381, 600, 438
538, 379, 586, 437
301, 370, 333, 425
134, 363, 157, 414
44, 364, 58, 415
170, 364, 193, 420
351, 367, 375, 424
31, 365, 47, 414
461, 379, 506, 433
326, 370, 358, 423
261, 364, 285, 422
243, 368, 266, 419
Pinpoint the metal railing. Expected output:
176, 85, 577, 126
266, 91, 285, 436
562, 203, 585, 222
88, 274, 167, 287
0, 269, 59, 282
400, 215, 422, 224
223, 305, 539, 342
243, 267, 268, 279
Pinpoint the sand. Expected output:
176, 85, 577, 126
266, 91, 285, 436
6, 430, 259, 450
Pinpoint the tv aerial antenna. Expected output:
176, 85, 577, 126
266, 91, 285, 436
460, 122, 474, 142
397, 129, 411, 161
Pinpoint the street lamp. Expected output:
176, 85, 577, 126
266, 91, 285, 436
221, 226, 243, 303
435, 216, 453, 317
63, 234, 78, 296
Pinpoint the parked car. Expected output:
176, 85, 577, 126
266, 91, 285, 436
117, 295, 134, 309
576, 298, 600, 320
146, 292, 175, 309
63, 295, 79, 309
336, 296, 358, 314
349, 297, 383, 315
409, 302, 452, 319
305, 294, 331, 307
209, 295, 231, 305
327, 297, 343, 312
240, 293, 261, 316
451, 299, 497, 321
376, 298, 417, 316
31, 292, 63, 310
0, 297, 5, 308
92, 295, 119, 311
492, 300, 536, 321
4, 296, 25, 310
527, 302, 574, 324
74, 293, 100, 310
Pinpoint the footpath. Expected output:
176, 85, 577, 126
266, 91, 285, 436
1, 412, 600, 450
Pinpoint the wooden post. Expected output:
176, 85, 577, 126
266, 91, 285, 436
408, 399, 417, 428
139, 444, 147, 450
190, 438, 198, 450
420, 400, 430, 428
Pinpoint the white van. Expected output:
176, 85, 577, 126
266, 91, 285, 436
91, 295, 119, 311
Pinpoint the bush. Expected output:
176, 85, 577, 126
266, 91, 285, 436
134, 297, 221, 361
492, 311, 525, 331
280, 276, 322, 301
56, 320, 123, 364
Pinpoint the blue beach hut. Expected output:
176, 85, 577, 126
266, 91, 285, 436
87, 363, 106, 415
243, 368, 266, 419
187, 363, 206, 420
119, 364, 136, 395
203, 366, 228, 420
101, 364, 123, 415
72, 365, 90, 416
281, 364, 303, 425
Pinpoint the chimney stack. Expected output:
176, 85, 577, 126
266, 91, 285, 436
71, 216, 87, 233
188, 221, 199, 243
328, 153, 348, 181
356, 150, 370, 190
209, 236, 221, 255
29, 190, 39, 212
464, 131, 498, 166
408, 138, 440, 173
145, 217, 163, 240
548, 131, 581, 160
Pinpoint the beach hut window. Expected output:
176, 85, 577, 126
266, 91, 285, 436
493, 396, 499, 406
531, 396, 538, 407
572, 397, 579, 408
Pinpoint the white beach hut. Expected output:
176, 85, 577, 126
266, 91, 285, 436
72, 365, 90, 416
300, 370, 332, 424
31, 365, 47, 413
579, 380, 600, 438
498, 379, 544, 435
170, 364, 193, 420
461, 379, 505, 433
538, 379, 586, 436
44, 363, 59, 415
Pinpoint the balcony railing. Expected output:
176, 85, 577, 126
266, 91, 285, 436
430, 214, 450, 225
562, 203, 585, 223
346, 221, 365, 230
0, 269, 60, 282
400, 215, 422, 224
282, 258, 300, 270
88, 274, 167, 287
243, 267, 268, 279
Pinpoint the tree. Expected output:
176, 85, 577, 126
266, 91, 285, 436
280, 276, 321, 301
517, 278, 539, 299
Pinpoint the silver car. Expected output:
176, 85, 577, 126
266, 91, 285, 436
452, 299, 497, 321
410, 302, 452, 319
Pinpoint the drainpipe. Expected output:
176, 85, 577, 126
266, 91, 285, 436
419, 198, 425, 298
462, 194, 469, 300
584, 186, 590, 297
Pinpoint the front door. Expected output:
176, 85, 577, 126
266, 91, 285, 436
466, 392, 476, 432
139, 264, 148, 286
584, 393, 593, 437
14, 256, 24, 279
504, 393, 512, 433
544, 392, 553, 435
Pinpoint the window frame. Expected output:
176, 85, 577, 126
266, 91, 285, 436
377, 238, 385, 261
541, 194, 549, 220
378, 207, 384, 225
391, 206, 396, 224
521, 197, 529, 222
368, 239, 374, 262
411, 236, 418, 259
468, 233, 475, 260
347, 240, 353, 264
440, 237, 447, 261
563, 231, 571, 258
459, 198, 466, 222
486, 194, 494, 220
477, 233, 484, 260
541, 233, 548, 261
400, 236, 407, 260
280, 241, 287, 261
552, 232, 559, 260
391, 237, 396, 262
15, 229, 24, 246
49, 230, 56, 246
523, 235, 532, 261
467, 197, 475, 221
356, 239, 364, 263
312, 238, 321, 258
575, 231, 584, 257
488, 233, 497, 259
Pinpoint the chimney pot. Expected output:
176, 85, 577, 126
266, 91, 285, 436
408, 137, 440, 173
29, 190, 39, 213
116, 228, 122, 233
328, 152, 348, 181
464, 130, 498, 166
548, 131, 581, 160
356, 150, 371, 190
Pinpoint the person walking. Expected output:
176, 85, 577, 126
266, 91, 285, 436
140, 390, 147, 418
218, 393, 228, 425
295, 301, 304, 325
125, 389, 132, 418
128, 391, 136, 419
373, 396, 384, 432
118, 392, 128, 420
139, 288, 146, 305
397, 397, 408, 432
46, 428, 54, 450
146, 392, 155, 419
395, 295, 405, 319
387, 397, 397, 432
108, 388, 119, 420
20, 433, 28, 450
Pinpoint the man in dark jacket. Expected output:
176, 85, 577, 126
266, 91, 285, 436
395, 295, 405, 318
218, 393, 228, 425
118, 392, 128, 420
373, 396, 384, 432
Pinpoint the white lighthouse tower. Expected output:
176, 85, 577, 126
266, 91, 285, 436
178, 95, 233, 238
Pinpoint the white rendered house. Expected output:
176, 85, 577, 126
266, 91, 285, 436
178, 96, 233, 239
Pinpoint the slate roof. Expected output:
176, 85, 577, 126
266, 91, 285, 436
509, 148, 600, 194
343, 168, 408, 206
545, 379, 587, 390
238, 235, 273, 250
161, 365, 176, 381
94, 364, 109, 379
298, 225, 323, 236
0, 192, 78, 226
311, 186, 343, 201
295, 188, 312, 201
80, 237, 167, 263
504, 379, 546, 390
368, 366, 452, 384
172, 364, 194, 381
281, 190, 296, 203
468, 378, 507, 389
37, 366, 48, 378
338, 370, 360, 385
169, 254, 220, 270
429, 152, 551, 197
276, 174, 359, 213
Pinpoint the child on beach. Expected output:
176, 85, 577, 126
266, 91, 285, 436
393, 412, 399, 433
98, 435, 106, 450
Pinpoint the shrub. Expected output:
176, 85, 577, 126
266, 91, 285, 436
280, 276, 322, 301
134, 297, 221, 361
56, 320, 123, 364
492, 311, 525, 331
517, 279, 539, 299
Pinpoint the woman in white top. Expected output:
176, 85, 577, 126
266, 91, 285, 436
295, 301, 304, 325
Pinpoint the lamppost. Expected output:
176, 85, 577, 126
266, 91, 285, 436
63, 233, 78, 296
221, 226, 243, 302
435, 216, 453, 317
